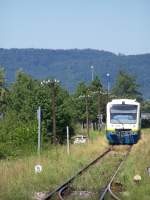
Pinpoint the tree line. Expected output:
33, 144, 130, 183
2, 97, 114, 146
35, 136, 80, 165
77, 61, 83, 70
0, 67, 147, 158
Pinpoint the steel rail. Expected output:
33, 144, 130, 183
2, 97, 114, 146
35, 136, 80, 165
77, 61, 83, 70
58, 185, 68, 200
99, 146, 132, 200
43, 148, 111, 200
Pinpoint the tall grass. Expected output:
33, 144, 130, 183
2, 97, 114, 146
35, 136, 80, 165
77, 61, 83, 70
2, 129, 149, 200
0, 131, 108, 200
116, 128, 150, 200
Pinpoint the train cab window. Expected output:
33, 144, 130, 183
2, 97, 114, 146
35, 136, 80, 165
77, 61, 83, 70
110, 104, 137, 124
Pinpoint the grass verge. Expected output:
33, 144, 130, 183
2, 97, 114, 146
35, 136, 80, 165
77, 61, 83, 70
0, 130, 108, 200
1, 129, 149, 200
116, 128, 150, 200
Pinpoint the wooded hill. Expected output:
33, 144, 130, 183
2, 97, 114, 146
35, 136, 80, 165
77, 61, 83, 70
0, 48, 150, 98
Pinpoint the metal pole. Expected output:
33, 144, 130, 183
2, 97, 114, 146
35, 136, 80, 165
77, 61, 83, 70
107, 73, 110, 103
86, 96, 89, 138
37, 106, 41, 155
66, 126, 70, 155
91, 66, 94, 81
97, 91, 101, 131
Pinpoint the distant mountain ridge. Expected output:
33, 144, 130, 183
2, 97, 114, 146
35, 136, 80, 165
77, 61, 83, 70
0, 48, 150, 99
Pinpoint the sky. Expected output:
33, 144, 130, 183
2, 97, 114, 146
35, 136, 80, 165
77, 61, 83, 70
0, 0, 150, 55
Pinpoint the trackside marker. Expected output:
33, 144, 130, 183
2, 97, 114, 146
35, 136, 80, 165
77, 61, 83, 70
35, 164, 42, 173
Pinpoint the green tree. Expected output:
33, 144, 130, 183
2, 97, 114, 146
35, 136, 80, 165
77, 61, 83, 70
142, 100, 150, 112
89, 76, 105, 122
112, 70, 142, 101
89, 76, 103, 92
8, 70, 39, 121
0, 67, 8, 113
36, 78, 74, 143
55, 87, 74, 143
72, 78, 106, 130
0, 70, 76, 157
0, 71, 39, 156
73, 82, 89, 123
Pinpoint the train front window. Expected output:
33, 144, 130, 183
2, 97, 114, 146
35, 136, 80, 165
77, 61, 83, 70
110, 104, 137, 124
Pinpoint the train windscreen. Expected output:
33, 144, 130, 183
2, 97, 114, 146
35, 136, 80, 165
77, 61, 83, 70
110, 104, 137, 124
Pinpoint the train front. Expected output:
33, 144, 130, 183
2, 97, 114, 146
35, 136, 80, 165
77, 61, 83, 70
106, 99, 141, 144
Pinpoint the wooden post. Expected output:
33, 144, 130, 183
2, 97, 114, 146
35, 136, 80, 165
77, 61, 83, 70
37, 106, 41, 155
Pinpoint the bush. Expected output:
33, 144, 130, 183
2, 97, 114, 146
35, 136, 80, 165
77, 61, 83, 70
0, 111, 38, 158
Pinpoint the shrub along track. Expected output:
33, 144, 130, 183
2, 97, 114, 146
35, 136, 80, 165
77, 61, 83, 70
43, 145, 132, 200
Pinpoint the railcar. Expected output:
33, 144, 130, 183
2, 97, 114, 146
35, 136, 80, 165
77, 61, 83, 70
106, 99, 141, 144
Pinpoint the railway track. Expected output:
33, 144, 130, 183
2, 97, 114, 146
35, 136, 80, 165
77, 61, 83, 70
99, 145, 132, 200
43, 148, 111, 200
43, 145, 132, 200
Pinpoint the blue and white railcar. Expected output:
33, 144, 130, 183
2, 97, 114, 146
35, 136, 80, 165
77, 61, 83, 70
106, 99, 141, 144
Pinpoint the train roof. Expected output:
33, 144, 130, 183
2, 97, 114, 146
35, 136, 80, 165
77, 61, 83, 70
108, 99, 140, 105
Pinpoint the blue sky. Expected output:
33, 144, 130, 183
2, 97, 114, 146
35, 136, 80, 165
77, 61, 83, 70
0, 0, 150, 54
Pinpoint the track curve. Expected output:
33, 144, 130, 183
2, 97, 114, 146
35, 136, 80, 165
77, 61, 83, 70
43, 148, 111, 200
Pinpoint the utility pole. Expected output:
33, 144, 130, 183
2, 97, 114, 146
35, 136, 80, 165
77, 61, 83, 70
41, 79, 59, 145
51, 81, 57, 144
93, 90, 102, 131
79, 90, 91, 138
93, 90, 107, 131
97, 91, 101, 131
